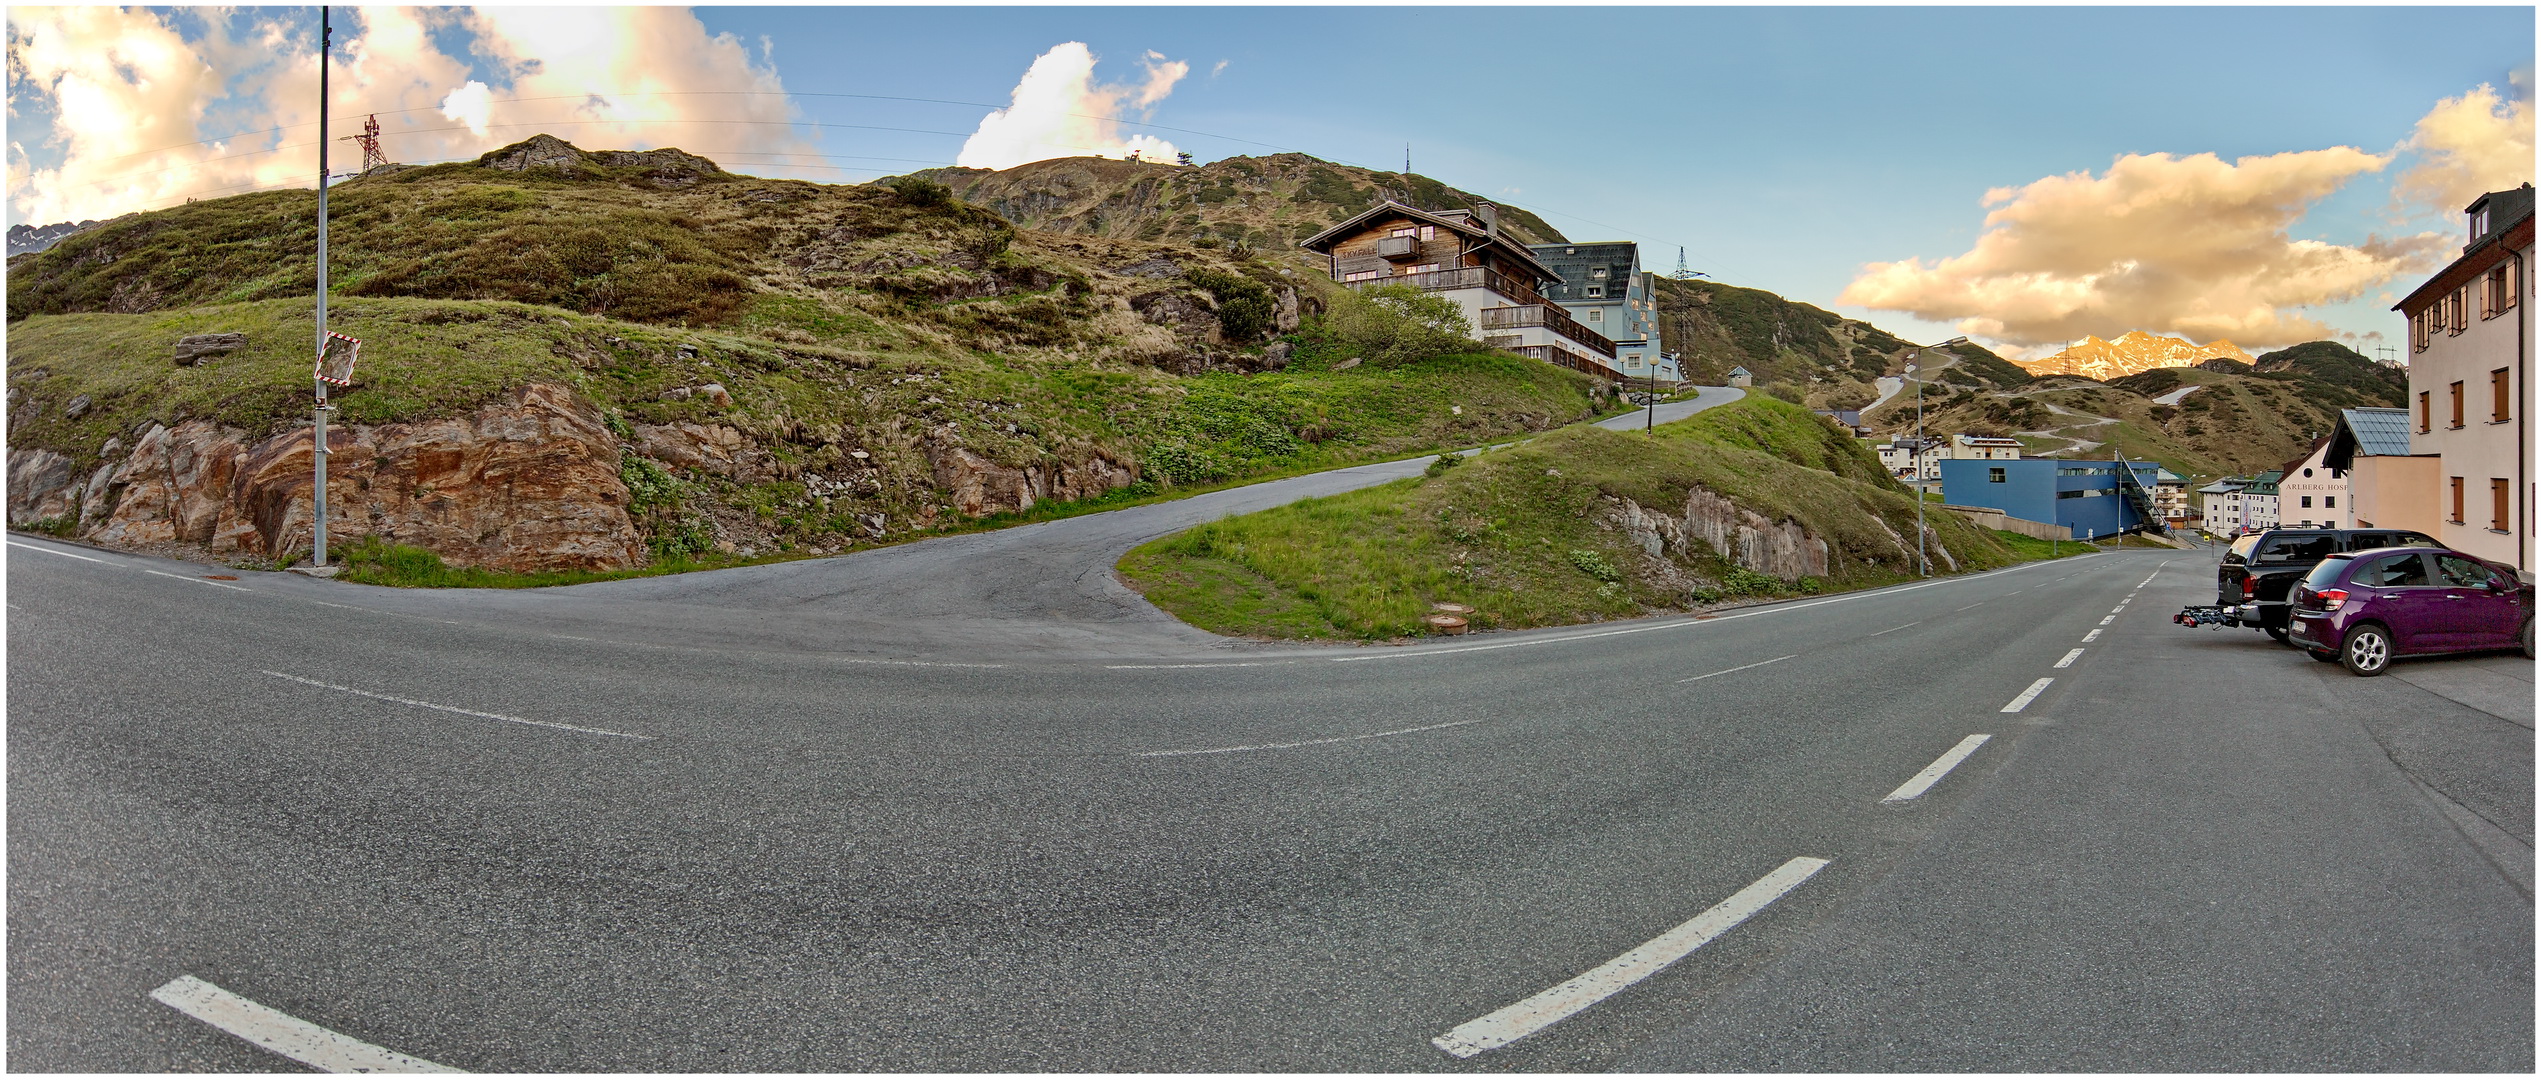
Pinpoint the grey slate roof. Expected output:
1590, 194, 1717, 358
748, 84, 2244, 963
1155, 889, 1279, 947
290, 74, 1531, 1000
2323, 407, 2416, 470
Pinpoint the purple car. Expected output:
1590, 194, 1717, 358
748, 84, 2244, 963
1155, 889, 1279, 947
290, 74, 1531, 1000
2287, 546, 2535, 676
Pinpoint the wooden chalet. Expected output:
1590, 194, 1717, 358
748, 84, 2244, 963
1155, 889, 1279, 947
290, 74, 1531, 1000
1299, 201, 1623, 381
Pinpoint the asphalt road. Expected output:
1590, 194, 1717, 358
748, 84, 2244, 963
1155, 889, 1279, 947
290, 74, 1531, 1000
9, 392, 2531, 1071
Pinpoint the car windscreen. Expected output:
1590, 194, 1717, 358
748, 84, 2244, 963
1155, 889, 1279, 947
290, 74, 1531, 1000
2255, 534, 2337, 563
2301, 556, 2354, 592
2226, 536, 2260, 561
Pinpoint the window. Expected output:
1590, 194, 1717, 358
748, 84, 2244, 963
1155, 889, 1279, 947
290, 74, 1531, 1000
1988, 467, 2006, 483
2493, 368, 2511, 423
2494, 479, 2511, 532
2302, 468, 2314, 478
2419, 390, 2433, 433
2358, 553, 2431, 588
1590, 267, 1608, 279
2438, 553, 2503, 590
2300, 496, 2314, 508
2412, 310, 2432, 352
2326, 496, 2336, 508
1389, 227, 1415, 239
1585, 286, 1604, 298
2451, 476, 2465, 523
1419, 225, 1436, 241
2450, 381, 2465, 428
2472, 205, 2491, 240
1341, 269, 1383, 283
1586, 308, 1602, 322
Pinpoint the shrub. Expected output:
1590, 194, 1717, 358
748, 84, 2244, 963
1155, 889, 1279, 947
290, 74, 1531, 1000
1568, 548, 1622, 583
1188, 269, 1276, 343
1424, 453, 1463, 478
886, 175, 951, 207
1313, 284, 1474, 368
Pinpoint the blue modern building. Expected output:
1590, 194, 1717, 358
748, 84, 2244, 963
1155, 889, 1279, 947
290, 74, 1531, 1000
1939, 458, 2164, 539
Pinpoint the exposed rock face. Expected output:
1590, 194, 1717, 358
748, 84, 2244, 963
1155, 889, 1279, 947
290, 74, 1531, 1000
24, 382, 642, 571
632, 422, 789, 482
478, 134, 589, 172
6, 449, 78, 524
475, 135, 724, 187
2018, 330, 2255, 381
926, 444, 1138, 517
172, 332, 246, 366
1610, 488, 1831, 581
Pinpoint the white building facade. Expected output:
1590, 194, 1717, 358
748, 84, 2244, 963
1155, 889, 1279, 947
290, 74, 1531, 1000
2277, 439, 2353, 529
2396, 183, 2532, 576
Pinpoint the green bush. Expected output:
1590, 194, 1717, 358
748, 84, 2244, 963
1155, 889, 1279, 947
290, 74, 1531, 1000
1568, 548, 1623, 583
1188, 269, 1276, 343
1308, 283, 1475, 368
887, 175, 951, 207
1424, 453, 1464, 478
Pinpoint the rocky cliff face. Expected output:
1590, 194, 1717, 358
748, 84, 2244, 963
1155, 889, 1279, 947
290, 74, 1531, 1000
8, 382, 642, 571
2017, 330, 2255, 381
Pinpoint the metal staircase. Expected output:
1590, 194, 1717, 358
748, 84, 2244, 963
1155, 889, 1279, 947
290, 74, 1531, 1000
2111, 451, 2168, 535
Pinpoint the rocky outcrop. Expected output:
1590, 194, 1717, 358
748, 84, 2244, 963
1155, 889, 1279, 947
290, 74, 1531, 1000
631, 422, 789, 482
925, 444, 1138, 517
22, 382, 642, 572
172, 333, 246, 366
1609, 487, 1831, 581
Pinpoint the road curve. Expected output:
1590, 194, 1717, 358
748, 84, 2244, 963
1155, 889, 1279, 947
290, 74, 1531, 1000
9, 375, 2528, 1072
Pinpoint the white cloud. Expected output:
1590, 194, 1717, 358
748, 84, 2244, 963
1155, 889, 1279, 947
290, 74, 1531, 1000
1839, 146, 2452, 351
7, 6, 816, 226
956, 42, 1187, 169
2391, 82, 2535, 215
1210, 59, 1228, 79
440, 80, 492, 137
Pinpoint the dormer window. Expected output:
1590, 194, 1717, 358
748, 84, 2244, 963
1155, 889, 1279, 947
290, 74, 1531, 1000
1586, 286, 1604, 298
2472, 205, 2491, 241
1590, 267, 1608, 279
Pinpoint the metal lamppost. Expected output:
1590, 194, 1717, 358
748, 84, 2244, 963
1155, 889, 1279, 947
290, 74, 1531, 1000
312, 5, 332, 567
1909, 356, 1926, 576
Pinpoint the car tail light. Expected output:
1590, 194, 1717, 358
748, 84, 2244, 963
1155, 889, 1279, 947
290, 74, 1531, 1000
2317, 589, 2348, 611
2241, 576, 2257, 599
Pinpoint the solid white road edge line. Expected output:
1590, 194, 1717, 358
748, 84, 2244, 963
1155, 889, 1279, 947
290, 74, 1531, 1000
1136, 717, 1481, 756
1108, 660, 1298, 670
144, 568, 250, 592
6, 539, 106, 562
151, 975, 460, 1073
2054, 648, 2085, 669
1675, 654, 1798, 684
261, 671, 655, 741
2082, 629, 2102, 642
2000, 677, 2054, 713
1431, 857, 1831, 1058
1881, 733, 1993, 803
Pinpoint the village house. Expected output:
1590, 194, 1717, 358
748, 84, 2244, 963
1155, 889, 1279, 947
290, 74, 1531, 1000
2324, 406, 2440, 534
2275, 437, 2352, 529
1529, 241, 1677, 381
2394, 183, 2531, 577
1300, 201, 1624, 381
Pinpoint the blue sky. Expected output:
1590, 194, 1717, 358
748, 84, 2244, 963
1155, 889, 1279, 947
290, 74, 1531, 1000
8, 5, 2533, 353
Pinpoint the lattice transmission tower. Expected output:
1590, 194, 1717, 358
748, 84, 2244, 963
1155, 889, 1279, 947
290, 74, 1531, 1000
342, 114, 386, 173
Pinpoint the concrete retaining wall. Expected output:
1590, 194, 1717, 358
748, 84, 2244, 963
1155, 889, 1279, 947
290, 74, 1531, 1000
1944, 504, 2070, 541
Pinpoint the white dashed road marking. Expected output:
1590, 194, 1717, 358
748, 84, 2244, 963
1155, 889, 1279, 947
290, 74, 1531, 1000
2000, 678, 2055, 713
2054, 648, 2085, 668
1882, 734, 1992, 803
1870, 621, 1919, 636
261, 671, 656, 741
2099, 615, 2115, 625
1137, 717, 1482, 757
1676, 655, 1797, 684
2082, 628, 2102, 642
1430, 857, 1831, 1058
151, 975, 460, 1073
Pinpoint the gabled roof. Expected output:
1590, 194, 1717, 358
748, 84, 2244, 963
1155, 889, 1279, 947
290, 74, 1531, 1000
1297, 199, 1566, 283
1728, 365, 1752, 375
2322, 406, 2417, 469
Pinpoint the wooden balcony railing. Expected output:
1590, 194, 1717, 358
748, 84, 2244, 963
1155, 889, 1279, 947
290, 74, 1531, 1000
1506, 343, 1628, 383
1346, 265, 1556, 310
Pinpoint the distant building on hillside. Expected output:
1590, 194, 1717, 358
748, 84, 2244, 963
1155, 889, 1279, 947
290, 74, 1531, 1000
1727, 365, 1753, 387
1529, 242, 1674, 381
1814, 408, 1869, 437
2199, 470, 2283, 535
2394, 182, 2531, 577
1300, 200, 1623, 382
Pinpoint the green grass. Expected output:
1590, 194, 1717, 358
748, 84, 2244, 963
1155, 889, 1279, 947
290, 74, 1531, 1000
332, 535, 778, 588
1120, 395, 2031, 641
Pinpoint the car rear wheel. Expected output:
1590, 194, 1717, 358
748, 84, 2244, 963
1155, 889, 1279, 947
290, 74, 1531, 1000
2309, 648, 2341, 663
2522, 618, 2534, 660
2342, 624, 2393, 677
2265, 625, 2290, 644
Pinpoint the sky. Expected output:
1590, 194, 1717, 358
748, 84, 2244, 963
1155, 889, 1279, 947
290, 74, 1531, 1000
6, 5, 2534, 359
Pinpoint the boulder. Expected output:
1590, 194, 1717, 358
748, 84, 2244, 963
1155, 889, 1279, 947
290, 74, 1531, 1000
62, 394, 90, 419
172, 332, 246, 366
1274, 287, 1301, 333
925, 443, 1138, 517
5, 449, 78, 525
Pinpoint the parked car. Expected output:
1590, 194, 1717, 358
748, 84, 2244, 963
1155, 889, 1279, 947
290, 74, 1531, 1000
2214, 528, 2438, 641
2287, 546, 2535, 675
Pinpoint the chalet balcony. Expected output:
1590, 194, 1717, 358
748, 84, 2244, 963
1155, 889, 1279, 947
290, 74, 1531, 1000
1477, 303, 1618, 358
1344, 265, 1558, 309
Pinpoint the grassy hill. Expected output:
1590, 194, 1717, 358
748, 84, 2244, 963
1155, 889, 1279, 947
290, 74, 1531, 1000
913, 153, 1568, 255
1119, 394, 2047, 640
6, 136, 1615, 572
1871, 340, 2402, 477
